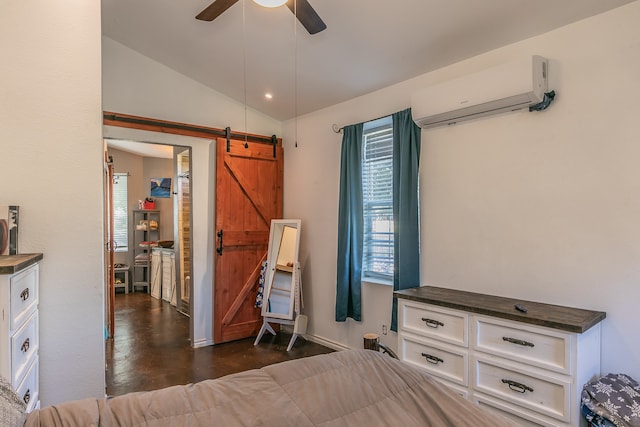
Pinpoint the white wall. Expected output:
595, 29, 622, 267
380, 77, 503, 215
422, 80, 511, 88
0, 2, 104, 405
103, 37, 282, 138
282, 1, 640, 379
142, 157, 174, 242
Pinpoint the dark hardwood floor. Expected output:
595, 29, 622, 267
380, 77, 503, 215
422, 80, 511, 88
105, 292, 334, 396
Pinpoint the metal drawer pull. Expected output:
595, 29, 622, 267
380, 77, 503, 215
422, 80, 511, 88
23, 389, 30, 404
501, 379, 534, 393
421, 352, 444, 365
21, 338, 30, 353
421, 318, 444, 328
20, 288, 29, 301
502, 337, 535, 347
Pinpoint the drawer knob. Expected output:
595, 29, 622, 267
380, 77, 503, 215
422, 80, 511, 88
23, 389, 30, 404
421, 318, 444, 328
21, 338, 30, 353
501, 379, 534, 394
502, 337, 535, 347
20, 288, 30, 301
421, 352, 444, 365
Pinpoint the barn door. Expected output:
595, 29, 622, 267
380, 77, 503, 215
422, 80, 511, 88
214, 136, 283, 343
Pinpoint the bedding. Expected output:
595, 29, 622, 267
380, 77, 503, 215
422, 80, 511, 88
24, 350, 516, 426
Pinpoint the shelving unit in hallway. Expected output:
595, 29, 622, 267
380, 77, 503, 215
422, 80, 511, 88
131, 209, 159, 292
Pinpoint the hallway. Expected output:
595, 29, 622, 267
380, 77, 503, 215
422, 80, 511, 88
105, 292, 334, 396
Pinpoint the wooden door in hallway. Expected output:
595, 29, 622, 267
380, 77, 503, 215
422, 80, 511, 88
105, 153, 116, 338
214, 136, 283, 343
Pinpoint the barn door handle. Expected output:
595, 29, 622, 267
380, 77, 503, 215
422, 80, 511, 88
216, 230, 224, 255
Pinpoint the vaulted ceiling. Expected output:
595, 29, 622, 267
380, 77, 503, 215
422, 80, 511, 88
102, 0, 635, 121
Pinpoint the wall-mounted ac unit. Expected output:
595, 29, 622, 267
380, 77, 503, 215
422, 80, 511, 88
412, 55, 549, 129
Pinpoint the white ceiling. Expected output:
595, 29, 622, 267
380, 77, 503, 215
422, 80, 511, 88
107, 139, 174, 159
102, 0, 634, 122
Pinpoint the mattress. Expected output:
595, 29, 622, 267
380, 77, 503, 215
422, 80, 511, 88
25, 349, 517, 426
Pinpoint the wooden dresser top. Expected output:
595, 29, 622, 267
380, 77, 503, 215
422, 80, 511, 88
0, 253, 43, 275
395, 286, 606, 333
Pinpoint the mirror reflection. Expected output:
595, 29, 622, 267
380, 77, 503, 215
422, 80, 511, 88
262, 220, 300, 320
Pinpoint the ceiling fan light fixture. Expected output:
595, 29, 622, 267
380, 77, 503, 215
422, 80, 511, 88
252, 0, 287, 7
197, 0, 326, 34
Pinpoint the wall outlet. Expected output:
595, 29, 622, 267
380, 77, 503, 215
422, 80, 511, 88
382, 324, 388, 335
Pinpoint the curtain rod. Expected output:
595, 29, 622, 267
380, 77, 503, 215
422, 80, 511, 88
103, 113, 277, 145
332, 112, 396, 134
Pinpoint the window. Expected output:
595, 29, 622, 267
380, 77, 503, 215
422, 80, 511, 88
113, 173, 128, 252
362, 117, 393, 282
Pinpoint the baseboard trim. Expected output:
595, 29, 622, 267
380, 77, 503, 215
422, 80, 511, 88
303, 333, 351, 352
192, 338, 214, 348
192, 333, 350, 352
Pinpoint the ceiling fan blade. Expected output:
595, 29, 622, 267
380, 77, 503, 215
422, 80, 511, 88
196, 0, 240, 21
286, 0, 327, 34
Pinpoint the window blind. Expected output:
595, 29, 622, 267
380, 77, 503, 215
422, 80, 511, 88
113, 173, 128, 252
362, 123, 393, 279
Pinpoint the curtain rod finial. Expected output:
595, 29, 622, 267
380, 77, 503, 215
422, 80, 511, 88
332, 124, 343, 134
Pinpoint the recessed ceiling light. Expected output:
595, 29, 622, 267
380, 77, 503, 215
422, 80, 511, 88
265, 93, 273, 100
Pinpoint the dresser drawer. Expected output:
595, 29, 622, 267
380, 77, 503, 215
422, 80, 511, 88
400, 301, 468, 347
473, 356, 570, 422
475, 394, 564, 427
15, 358, 38, 413
11, 311, 38, 385
400, 334, 468, 386
10, 264, 38, 331
474, 317, 570, 374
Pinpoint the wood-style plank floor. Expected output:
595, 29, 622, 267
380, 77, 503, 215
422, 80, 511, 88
105, 292, 334, 396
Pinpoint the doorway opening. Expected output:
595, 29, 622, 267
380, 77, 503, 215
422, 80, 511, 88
104, 138, 193, 342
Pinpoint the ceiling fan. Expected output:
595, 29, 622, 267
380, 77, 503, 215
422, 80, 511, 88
196, 0, 327, 35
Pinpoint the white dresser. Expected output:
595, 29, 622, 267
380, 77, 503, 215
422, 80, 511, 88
396, 286, 605, 427
0, 253, 42, 412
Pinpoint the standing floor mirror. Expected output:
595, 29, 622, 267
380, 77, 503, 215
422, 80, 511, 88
254, 219, 306, 351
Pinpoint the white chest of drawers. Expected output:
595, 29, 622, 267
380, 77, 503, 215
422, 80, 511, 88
0, 254, 42, 412
396, 286, 605, 427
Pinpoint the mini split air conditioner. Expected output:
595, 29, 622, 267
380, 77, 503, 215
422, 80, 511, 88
412, 55, 549, 129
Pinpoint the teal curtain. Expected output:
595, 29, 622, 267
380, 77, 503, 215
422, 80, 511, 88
335, 124, 364, 321
391, 108, 421, 331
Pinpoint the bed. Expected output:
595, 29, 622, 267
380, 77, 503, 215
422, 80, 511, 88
23, 350, 516, 426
